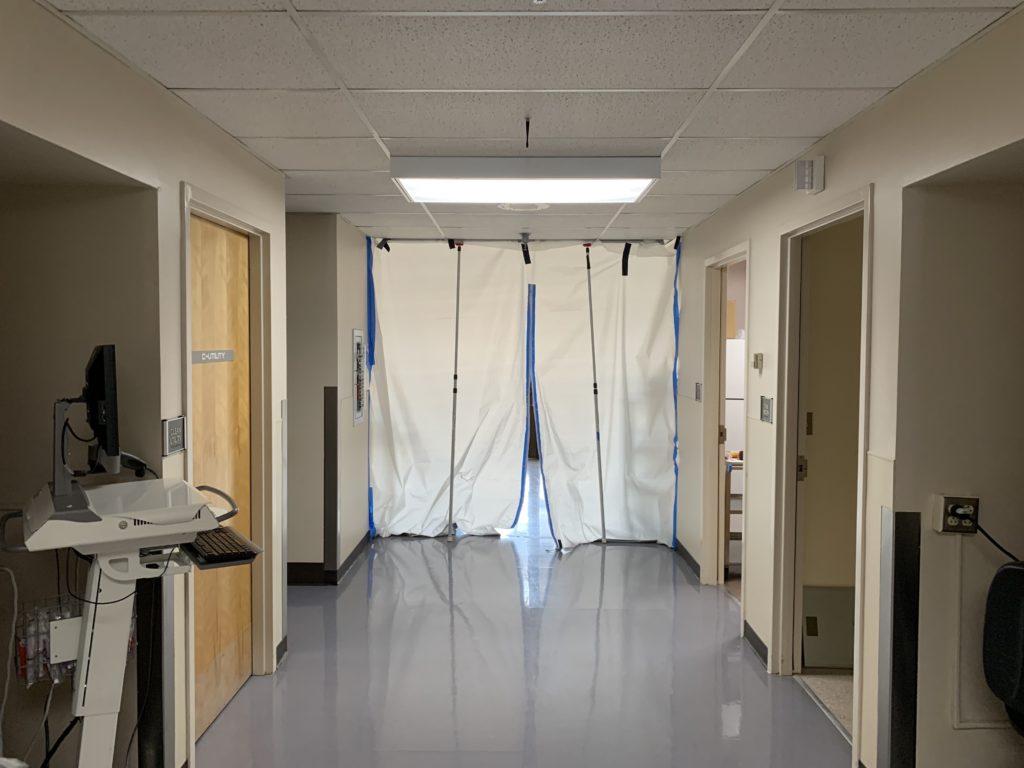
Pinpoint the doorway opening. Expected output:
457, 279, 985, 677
720, 260, 747, 604
788, 213, 865, 739
181, 185, 276, 763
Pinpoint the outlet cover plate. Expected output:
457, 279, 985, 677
760, 396, 773, 423
937, 495, 979, 534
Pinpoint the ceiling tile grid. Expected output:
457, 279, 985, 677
52, 1, 1017, 240
357, 91, 703, 139
71, 12, 336, 89
307, 13, 763, 90
175, 89, 371, 137
722, 10, 1005, 89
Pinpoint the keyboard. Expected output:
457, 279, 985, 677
182, 525, 262, 570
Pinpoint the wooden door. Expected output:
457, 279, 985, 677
190, 214, 253, 735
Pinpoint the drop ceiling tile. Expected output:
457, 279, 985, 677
243, 138, 387, 170
71, 13, 335, 89
287, 194, 422, 213
286, 170, 397, 195
356, 91, 701, 139
308, 13, 761, 89
663, 137, 817, 171
625, 194, 734, 214
175, 89, 370, 138
442, 225, 609, 240
613, 213, 708, 230
340, 212, 436, 228
783, 0, 1012, 8
385, 138, 669, 157
58, 0, 282, 8
652, 170, 768, 195
686, 89, 888, 138
603, 227, 686, 240
353, 225, 445, 238
297, 1, 769, 9
723, 11, 1003, 89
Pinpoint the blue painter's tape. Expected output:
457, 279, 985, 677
527, 284, 558, 546
510, 286, 531, 529
366, 236, 377, 538
672, 238, 682, 547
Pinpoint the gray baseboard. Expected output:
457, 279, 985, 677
673, 538, 701, 579
744, 620, 769, 667
288, 532, 371, 586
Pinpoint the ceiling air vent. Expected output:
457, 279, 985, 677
795, 156, 825, 195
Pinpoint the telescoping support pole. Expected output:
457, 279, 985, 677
447, 241, 464, 542
584, 243, 608, 544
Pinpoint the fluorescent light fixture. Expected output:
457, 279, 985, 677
391, 156, 660, 205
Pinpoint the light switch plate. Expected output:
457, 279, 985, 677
760, 396, 773, 423
695, 382, 703, 402
162, 416, 186, 456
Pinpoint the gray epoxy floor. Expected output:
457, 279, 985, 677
197, 463, 851, 767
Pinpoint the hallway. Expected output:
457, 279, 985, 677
197, 464, 851, 767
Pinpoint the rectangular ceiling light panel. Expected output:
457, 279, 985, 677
391, 156, 660, 205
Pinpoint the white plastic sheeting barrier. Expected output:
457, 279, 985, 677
531, 243, 676, 548
369, 242, 527, 536
368, 240, 677, 547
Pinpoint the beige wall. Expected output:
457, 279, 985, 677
287, 215, 339, 563
676, 9, 1024, 767
335, 221, 370, 561
897, 182, 1024, 767
0, 185, 159, 767
0, 1, 287, 763
286, 214, 368, 567
799, 218, 862, 589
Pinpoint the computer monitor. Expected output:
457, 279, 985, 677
84, 344, 120, 474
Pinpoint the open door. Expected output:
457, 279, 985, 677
190, 214, 254, 735
792, 215, 864, 737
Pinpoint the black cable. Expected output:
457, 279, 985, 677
65, 549, 136, 606
122, 575, 163, 768
44, 716, 51, 760
978, 524, 1020, 562
65, 422, 96, 444
40, 716, 80, 767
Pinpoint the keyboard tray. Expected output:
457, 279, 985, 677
181, 525, 262, 570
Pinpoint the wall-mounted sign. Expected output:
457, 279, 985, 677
192, 349, 235, 364
353, 330, 366, 424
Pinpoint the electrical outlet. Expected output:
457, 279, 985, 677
760, 396, 773, 423
936, 495, 979, 535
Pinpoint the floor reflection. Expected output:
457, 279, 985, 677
197, 462, 850, 768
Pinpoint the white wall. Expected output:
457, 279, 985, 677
0, 1, 287, 763
0, 184, 159, 767
676, 9, 1024, 767
335, 221, 369, 561
897, 182, 1024, 767
286, 214, 368, 568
